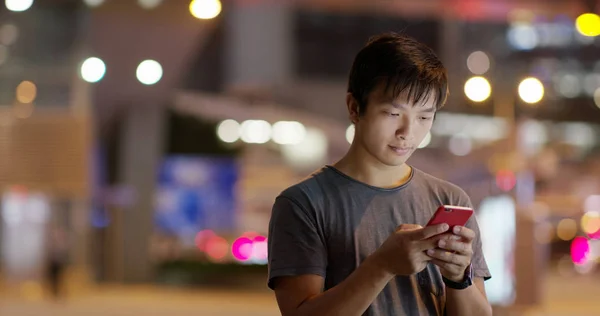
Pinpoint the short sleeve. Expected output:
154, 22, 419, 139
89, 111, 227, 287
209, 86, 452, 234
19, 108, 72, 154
267, 195, 328, 290
455, 191, 492, 281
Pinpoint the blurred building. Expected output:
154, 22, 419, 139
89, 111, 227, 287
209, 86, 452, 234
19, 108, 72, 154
0, 0, 599, 311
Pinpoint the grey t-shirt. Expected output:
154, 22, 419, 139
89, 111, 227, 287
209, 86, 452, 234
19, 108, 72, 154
267, 166, 491, 316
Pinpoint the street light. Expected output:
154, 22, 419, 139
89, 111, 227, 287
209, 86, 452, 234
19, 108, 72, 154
464, 76, 492, 103
575, 13, 600, 37
518, 77, 544, 105
189, 0, 222, 20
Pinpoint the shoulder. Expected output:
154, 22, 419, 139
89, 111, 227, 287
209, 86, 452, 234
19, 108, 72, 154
274, 167, 331, 215
411, 167, 471, 206
278, 167, 330, 205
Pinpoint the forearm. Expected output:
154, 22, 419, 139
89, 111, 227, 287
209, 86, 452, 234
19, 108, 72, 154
294, 257, 394, 316
445, 285, 492, 316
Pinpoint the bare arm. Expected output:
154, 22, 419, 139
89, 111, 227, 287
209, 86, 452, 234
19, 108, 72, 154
273, 256, 393, 316
273, 224, 449, 316
445, 278, 492, 316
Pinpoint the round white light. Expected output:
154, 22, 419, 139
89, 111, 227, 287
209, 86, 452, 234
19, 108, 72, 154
138, 0, 162, 9
518, 77, 544, 104
83, 0, 105, 7
5, 0, 34, 12
80, 57, 106, 83
136, 60, 163, 85
216, 119, 241, 143
272, 121, 306, 145
189, 0, 222, 20
240, 120, 271, 144
464, 76, 492, 102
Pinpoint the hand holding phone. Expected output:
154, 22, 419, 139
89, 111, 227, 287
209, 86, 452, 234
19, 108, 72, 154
425, 205, 476, 282
426, 205, 473, 229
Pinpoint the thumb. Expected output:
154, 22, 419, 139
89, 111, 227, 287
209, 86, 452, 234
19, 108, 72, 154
396, 224, 423, 232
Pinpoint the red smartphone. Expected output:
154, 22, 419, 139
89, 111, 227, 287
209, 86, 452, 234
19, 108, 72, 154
426, 205, 473, 229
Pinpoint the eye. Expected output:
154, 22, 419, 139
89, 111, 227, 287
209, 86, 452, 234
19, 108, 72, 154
420, 116, 433, 121
384, 111, 400, 117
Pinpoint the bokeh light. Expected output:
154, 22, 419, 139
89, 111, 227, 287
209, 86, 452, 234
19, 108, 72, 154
15, 81, 37, 104
231, 236, 253, 261
204, 235, 229, 261
189, 0, 222, 20
138, 0, 162, 9
518, 77, 544, 104
194, 229, 215, 252
507, 24, 538, 50
136, 59, 163, 85
216, 119, 241, 143
464, 76, 492, 102
5, 0, 34, 12
571, 236, 591, 265
83, 0, 104, 7
581, 212, 600, 239
466, 51, 490, 75
495, 169, 516, 192
240, 120, 271, 144
272, 121, 306, 145
575, 13, 600, 37
231, 234, 268, 263
80, 57, 106, 83
557, 218, 578, 241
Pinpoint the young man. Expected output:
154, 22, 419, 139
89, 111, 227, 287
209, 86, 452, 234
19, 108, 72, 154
267, 33, 492, 316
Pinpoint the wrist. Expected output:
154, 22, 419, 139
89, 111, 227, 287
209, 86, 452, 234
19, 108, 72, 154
442, 264, 473, 290
443, 273, 465, 283
363, 254, 395, 281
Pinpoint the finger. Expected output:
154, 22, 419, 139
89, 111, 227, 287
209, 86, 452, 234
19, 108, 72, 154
427, 233, 461, 244
438, 239, 473, 255
397, 224, 422, 232
452, 226, 476, 241
426, 249, 466, 266
430, 259, 464, 276
413, 223, 449, 240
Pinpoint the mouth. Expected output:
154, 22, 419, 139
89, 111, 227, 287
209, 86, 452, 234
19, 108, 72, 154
388, 145, 413, 156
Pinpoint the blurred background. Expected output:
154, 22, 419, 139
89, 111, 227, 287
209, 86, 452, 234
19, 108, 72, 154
0, 0, 599, 315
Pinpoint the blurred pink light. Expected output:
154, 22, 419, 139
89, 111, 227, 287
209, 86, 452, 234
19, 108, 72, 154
496, 170, 516, 192
252, 236, 268, 261
205, 235, 228, 260
571, 236, 591, 265
232, 237, 253, 261
253, 235, 267, 243
588, 228, 600, 240
195, 229, 215, 251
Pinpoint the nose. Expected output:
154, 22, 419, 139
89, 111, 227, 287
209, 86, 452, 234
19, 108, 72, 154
395, 115, 414, 141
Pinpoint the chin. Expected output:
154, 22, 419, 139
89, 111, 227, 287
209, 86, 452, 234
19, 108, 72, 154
379, 155, 410, 167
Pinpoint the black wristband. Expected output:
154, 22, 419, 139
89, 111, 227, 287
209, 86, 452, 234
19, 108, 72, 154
442, 264, 473, 290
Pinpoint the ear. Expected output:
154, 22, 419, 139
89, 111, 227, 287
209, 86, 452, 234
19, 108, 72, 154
346, 93, 360, 124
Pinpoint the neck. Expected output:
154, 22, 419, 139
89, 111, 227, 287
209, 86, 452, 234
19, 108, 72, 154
333, 143, 412, 188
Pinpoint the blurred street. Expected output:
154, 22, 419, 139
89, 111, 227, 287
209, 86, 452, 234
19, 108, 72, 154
1, 271, 599, 316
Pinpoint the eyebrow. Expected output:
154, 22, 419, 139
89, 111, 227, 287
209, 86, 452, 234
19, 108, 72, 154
389, 102, 436, 113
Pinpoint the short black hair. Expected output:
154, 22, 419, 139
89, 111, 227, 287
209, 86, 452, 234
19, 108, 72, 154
347, 32, 448, 115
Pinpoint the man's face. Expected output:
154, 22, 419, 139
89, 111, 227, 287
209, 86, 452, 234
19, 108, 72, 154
351, 84, 436, 167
